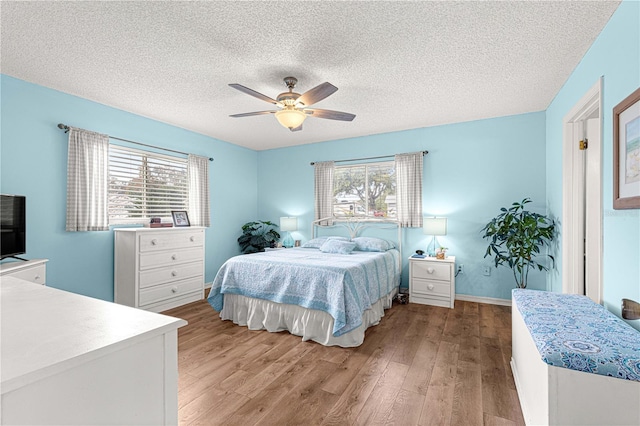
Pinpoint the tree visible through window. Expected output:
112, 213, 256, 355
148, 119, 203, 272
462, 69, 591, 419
333, 161, 396, 218
108, 145, 188, 224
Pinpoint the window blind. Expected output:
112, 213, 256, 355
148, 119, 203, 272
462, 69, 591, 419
108, 145, 188, 224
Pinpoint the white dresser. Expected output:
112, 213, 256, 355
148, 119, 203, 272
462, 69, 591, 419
1, 277, 186, 425
409, 256, 456, 308
0, 259, 48, 285
114, 227, 205, 312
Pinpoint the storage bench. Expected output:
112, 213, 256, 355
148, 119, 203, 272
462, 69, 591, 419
511, 289, 640, 425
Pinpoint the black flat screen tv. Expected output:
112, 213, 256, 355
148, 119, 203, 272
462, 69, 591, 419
1, 194, 26, 260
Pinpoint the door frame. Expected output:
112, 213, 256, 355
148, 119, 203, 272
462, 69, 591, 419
561, 78, 603, 303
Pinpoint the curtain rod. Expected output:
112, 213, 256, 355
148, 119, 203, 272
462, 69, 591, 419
57, 123, 213, 161
309, 150, 428, 166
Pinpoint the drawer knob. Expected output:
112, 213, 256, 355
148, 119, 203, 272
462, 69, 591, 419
428, 284, 435, 291
151, 239, 158, 245
171, 254, 177, 260
171, 271, 178, 277
34, 275, 41, 280
171, 286, 178, 293
427, 267, 435, 274
190, 236, 195, 242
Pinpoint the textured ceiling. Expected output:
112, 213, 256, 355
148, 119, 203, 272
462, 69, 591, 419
1, 1, 620, 151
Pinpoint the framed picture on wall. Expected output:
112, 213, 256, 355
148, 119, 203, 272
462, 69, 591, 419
613, 87, 640, 209
171, 210, 191, 227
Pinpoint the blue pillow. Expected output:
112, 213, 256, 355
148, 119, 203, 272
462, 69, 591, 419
352, 237, 396, 252
302, 236, 349, 249
319, 239, 356, 254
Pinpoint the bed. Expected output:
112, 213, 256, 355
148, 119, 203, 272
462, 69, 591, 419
207, 221, 401, 347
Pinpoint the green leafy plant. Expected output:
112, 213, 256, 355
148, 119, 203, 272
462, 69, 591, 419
481, 198, 555, 288
237, 220, 281, 254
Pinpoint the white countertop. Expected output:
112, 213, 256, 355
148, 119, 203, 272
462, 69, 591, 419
1, 277, 187, 393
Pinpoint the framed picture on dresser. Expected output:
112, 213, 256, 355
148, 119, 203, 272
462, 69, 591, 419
171, 210, 190, 227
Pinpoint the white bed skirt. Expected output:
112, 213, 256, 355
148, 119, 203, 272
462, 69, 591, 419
219, 289, 397, 348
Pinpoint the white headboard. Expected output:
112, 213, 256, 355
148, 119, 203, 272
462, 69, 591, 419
311, 217, 403, 269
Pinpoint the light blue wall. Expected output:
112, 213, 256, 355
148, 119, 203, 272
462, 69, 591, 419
545, 0, 640, 329
0, 75, 258, 301
258, 112, 547, 300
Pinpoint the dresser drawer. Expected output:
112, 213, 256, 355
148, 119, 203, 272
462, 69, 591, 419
139, 247, 203, 270
139, 277, 203, 306
139, 230, 203, 252
412, 278, 451, 298
139, 261, 203, 289
7, 264, 46, 285
411, 261, 451, 281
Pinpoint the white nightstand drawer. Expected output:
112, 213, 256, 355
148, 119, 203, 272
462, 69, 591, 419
411, 261, 451, 281
139, 277, 203, 306
139, 261, 203, 288
139, 230, 203, 252
412, 278, 451, 297
410, 294, 451, 308
409, 256, 455, 309
2, 263, 46, 285
139, 247, 203, 270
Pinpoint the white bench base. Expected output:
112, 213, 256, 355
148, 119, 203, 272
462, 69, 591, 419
512, 302, 640, 426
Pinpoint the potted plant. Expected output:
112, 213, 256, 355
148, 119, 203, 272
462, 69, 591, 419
481, 198, 555, 288
237, 220, 281, 254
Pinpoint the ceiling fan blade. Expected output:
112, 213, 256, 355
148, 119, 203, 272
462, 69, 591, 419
305, 108, 356, 121
296, 82, 338, 106
229, 110, 276, 118
229, 84, 282, 106
290, 124, 303, 132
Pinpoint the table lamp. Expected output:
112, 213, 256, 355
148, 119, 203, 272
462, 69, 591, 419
423, 217, 447, 256
280, 217, 298, 248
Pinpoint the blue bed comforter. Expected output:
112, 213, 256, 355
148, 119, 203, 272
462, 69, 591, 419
208, 248, 400, 337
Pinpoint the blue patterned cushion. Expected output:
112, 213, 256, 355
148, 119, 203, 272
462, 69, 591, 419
513, 289, 640, 382
301, 236, 349, 249
352, 237, 396, 252
319, 239, 356, 254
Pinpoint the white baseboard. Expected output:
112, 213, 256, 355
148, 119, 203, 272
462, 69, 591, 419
455, 294, 511, 306
204, 282, 212, 290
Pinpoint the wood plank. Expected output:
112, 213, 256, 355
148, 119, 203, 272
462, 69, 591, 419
401, 338, 439, 395
419, 340, 459, 426
450, 360, 483, 426
169, 299, 524, 425
257, 360, 340, 424
354, 361, 409, 425
386, 389, 425, 425
234, 341, 314, 398
228, 345, 331, 425
322, 347, 394, 425
483, 412, 519, 426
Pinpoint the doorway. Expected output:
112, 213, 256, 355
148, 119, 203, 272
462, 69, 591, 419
562, 78, 603, 303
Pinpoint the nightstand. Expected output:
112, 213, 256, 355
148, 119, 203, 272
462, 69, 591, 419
409, 256, 455, 308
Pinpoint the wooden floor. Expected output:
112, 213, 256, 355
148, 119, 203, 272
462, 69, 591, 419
164, 299, 525, 426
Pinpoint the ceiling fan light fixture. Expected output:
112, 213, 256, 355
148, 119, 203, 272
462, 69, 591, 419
275, 108, 306, 129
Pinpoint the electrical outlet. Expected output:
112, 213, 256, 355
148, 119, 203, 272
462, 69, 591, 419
483, 266, 491, 276
457, 264, 464, 274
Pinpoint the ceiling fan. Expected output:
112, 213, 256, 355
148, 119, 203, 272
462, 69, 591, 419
228, 76, 356, 132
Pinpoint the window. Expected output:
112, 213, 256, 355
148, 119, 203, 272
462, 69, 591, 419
333, 161, 396, 218
108, 145, 188, 224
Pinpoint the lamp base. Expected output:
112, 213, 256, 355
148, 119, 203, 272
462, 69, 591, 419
428, 236, 439, 257
282, 232, 294, 248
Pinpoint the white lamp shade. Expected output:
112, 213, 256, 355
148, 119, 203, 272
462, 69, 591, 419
423, 217, 447, 235
280, 217, 298, 232
275, 109, 306, 129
